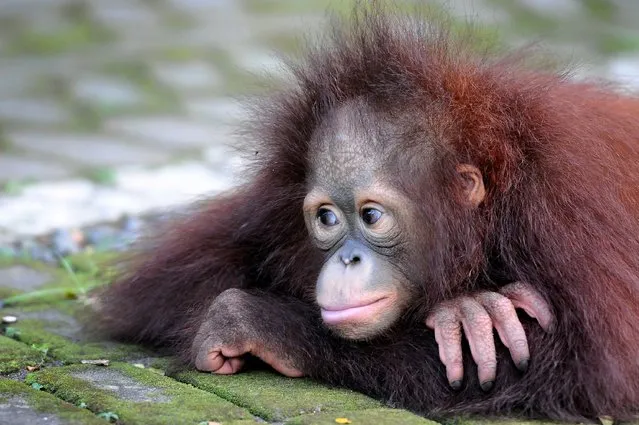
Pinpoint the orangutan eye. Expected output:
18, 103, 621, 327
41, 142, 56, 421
318, 208, 339, 227
361, 208, 382, 225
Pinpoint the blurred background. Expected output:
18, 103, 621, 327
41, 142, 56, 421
0, 0, 638, 257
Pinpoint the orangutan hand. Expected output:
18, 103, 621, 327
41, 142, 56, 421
426, 281, 554, 391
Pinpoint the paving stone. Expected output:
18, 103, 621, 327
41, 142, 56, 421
0, 397, 65, 425
608, 56, 639, 89
91, 1, 160, 29
4, 300, 148, 363
165, 0, 238, 12
288, 408, 438, 425
451, 419, 567, 425
0, 265, 52, 291
0, 99, 70, 125
0, 155, 71, 182
72, 76, 145, 108
0, 380, 105, 425
18, 309, 82, 340
10, 132, 170, 167
0, 69, 39, 97
174, 370, 382, 422
152, 61, 221, 91
185, 97, 247, 123
0, 335, 43, 373
28, 363, 253, 425
113, 162, 234, 201
72, 368, 171, 403
106, 117, 225, 149
0, 163, 234, 239
234, 48, 289, 77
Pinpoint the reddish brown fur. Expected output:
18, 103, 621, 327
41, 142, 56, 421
98, 4, 639, 422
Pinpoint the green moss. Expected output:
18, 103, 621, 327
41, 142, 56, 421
81, 167, 118, 186
0, 379, 105, 424
6, 19, 113, 56
174, 370, 381, 421
486, 0, 560, 35
288, 408, 438, 425
6, 313, 147, 364
597, 33, 639, 54
581, 0, 617, 22
1, 178, 36, 196
27, 363, 252, 424
0, 335, 44, 373
0, 124, 12, 152
443, 418, 567, 425
101, 61, 182, 115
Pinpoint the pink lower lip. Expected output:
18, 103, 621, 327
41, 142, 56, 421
321, 298, 388, 324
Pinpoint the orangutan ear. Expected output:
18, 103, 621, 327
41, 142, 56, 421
456, 164, 485, 208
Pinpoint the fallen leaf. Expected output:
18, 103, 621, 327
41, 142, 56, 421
335, 418, 352, 424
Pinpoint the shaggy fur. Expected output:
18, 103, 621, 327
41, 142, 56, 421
98, 4, 639, 422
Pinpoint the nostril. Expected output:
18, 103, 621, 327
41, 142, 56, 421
340, 254, 361, 266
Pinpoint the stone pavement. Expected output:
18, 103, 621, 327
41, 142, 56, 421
0, 0, 326, 242
0, 253, 581, 425
1, 0, 638, 243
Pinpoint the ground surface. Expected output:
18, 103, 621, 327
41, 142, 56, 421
1, 0, 639, 424
0, 253, 608, 425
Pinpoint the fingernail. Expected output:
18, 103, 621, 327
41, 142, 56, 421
518, 359, 529, 372
480, 380, 494, 392
450, 380, 463, 390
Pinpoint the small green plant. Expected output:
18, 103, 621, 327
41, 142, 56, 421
31, 382, 44, 391
4, 327, 20, 338
97, 411, 119, 423
85, 167, 117, 186
58, 256, 87, 297
2, 179, 34, 196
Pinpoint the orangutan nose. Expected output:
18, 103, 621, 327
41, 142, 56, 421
339, 240, 363, 266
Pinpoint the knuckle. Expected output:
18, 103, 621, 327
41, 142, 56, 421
479, 360, 497, 371
466, 310, 493, 330
511, 338, 529, 351
439, 322, 462, 339
215, 288, 247, 304
433, 303, 459, 321
491, 298, 516, 319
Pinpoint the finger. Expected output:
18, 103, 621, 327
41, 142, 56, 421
429, 307, 464, 389
195, 340, 247, 373
258, 349, 304, 378
459, 298, 496, 391
500, 282, 555, 332
195, 346, 224, 372
214, 356, 245, 375
475, 292, 530, 372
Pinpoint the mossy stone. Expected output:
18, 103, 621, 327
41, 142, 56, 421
0, 335, 44, 373
0, 379, 105, 425
27, 363, 252, 425
174, 369, 381, 421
